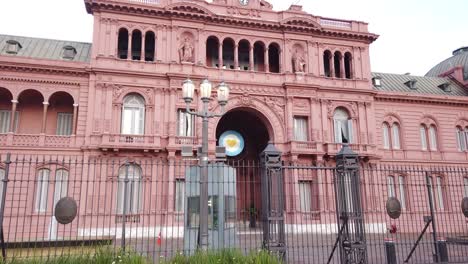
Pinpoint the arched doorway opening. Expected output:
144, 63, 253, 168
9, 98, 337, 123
216, 108, 271, 228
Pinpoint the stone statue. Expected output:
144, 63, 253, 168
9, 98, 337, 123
179, 37, 194, 63
292, 49, 306, 73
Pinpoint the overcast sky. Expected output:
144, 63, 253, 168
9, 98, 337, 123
0, 0, 466, 76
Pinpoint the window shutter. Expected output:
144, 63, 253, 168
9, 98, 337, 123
398, 176, 406, 210
382, 124, 390, 149
436, 177, 444, 210
392, 124, 401, 149
420, 126, 427, 150
138, 108, 145, 135
56, 113, 73, 135
35, 170, 50, 213
429, 126, 438, 151
0, 111, 11, 133
387, 176, 395, 198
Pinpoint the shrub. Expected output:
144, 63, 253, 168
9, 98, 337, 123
160, 249, 282, 264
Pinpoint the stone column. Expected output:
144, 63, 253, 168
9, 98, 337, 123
218, 42, 223, 68
41, 102, 49, 134
340, 55, 345, 79
9, 100, 18, 133
279, 49, 283, 73
234, 43, 239, 70
264, 48, 269, 73
72, 104, 79, 135
249, 44, 254, 71
330, 55, 335, 78
141, 34, 146, 62
127, 32, 132, 60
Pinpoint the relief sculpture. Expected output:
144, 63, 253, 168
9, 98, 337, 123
179, 37, 194, 63
292, 49, 306, 73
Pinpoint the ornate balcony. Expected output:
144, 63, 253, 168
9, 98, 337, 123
289, 141, 319, 155
324, 143, 377, 157
99, 133, 161, 152
0, 133, 75, 148
175, 136, 197, 145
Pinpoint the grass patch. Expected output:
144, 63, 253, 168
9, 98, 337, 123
160, 249, 283, 264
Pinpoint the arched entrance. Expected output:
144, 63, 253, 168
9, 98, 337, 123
216, 108, 271, 228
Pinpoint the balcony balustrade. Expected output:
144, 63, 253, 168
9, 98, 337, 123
0, 133, 75, 148
324, 143, 377, 157
100, 133, 160, 152
290, 140, 318, 154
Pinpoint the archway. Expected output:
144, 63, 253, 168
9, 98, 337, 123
216, 108, 271, 228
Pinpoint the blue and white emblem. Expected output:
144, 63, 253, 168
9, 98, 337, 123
219, 130, 245, 157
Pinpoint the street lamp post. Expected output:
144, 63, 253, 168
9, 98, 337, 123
182, 78, 229, 250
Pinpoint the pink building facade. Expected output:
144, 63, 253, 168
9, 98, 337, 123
0, 0, 468, 242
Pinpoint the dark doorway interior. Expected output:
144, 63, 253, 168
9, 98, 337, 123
216, 109, 270, 228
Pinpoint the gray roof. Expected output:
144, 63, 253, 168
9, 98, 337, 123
0, 34, 92, 63
426, 47, 468, 80
372, 72, 468, 97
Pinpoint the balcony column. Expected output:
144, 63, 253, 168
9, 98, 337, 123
249, 44, 254, 71
330, 55, 335, 78
9, 100, 18, 133
72, 104, 79, 136
279, 48, 283, 73
218, 42, 223, 68
264, 47, 269, 73
340, 55, 345, 79
127, 32, 132, 60
141, 34, 146, 62
41, 102, 49, 134
234, 43, 239, 70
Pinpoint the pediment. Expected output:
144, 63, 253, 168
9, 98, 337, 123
164, 3, 215, 16
281, 16, 322, 29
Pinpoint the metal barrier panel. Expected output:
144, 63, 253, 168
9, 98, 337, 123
0, 153, 467, 263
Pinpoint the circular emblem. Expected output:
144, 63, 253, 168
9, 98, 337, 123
386, 197, 402, 220
55, 197, 78, 225
239, 0, 249, 6
219, 130, 245, 157
462, 197, 468, 218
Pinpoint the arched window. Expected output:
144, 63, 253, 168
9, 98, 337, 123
35, 169, 50, 213
333, 108, 353, 144
323, 50, 332, 77
428, 176, 445, 211
457, 126, 468, 151
131, 30, 142, 60
206, 36, 219, 68
387, 175, 408, 209
392, 123, 401, 150
344, 52, 353, 79
144, 31, 155, 62
268, 43, 280, 73
54, 169, 68, 204
382, 123, 390, 149
334, 51, 342, 78
254, 42, 265, 72
117, 28, 129, 59
117, 164, 143, 214
222, 38, 235, 70
387, 176, 396, 197
238, 40, 250, 71
121, 94, 145, 135
420, 125, 428, 150
429, 125, 438, 151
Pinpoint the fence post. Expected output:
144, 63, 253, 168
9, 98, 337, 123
335, 145, 368, 264
385, 239, 397, 264
425, 172, 441, 263
0, 154, 10, 260
259, 143, 285, 261
121, 161, 130, 252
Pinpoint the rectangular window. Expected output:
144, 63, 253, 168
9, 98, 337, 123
398, 176, 407, 210
178, 109, 195, 137
420, 126, 428, 150
457, 128, 467, 151
298, 181, 312, 212
392, 125, 401, 149
387, 176, 395, 198
294, 117, 308, 141
436, 177, 444, 210
56, 113, 73, 136
0, 110, 19, 134
175, 179, 185, 212
334, 120, 353, 144
35, 169, 50, 213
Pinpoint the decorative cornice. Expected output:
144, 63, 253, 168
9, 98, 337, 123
0, 76, 82, 86
0, 63, 88, 77
375, 91, 468, 106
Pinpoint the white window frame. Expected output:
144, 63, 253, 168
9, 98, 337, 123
387, 176, 396, 198
117, 164, 143, 214
420, 125, 428, 151
298, 181, 312, 212
429, 125, 438, 151
293, 117, 309, 141
382, 123, 390, 149
175, 179, 185, 213
457, 127, 467, 152
0, 110, 19, 134
177, 109, 195, 137
56, 113, 73, 136
398, 176, 407, 210
435, 176, 444, 210
35, 169, 50, 213
392, 123, 401, 150
334, 108, 353, 144
121, 94, 145, 135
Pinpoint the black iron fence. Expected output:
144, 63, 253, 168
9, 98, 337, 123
0, 152, 467, 263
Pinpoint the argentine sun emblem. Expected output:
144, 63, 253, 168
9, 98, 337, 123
219, 130, 245, 157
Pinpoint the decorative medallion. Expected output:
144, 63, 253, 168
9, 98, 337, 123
220, 130, 245, 157
386, 197, 402, 220
239, 0, 249, 6
54, 197, 78, 225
